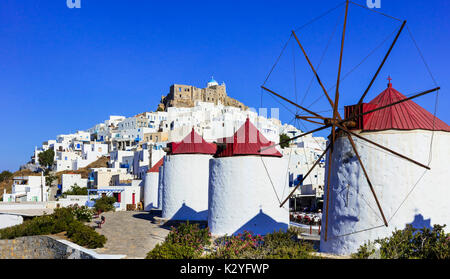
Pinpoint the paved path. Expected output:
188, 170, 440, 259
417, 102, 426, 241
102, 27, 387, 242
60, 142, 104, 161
88, 210, 170, 259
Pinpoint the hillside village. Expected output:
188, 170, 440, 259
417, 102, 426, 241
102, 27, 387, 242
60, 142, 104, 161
1, 78, 326, 215
1, 0, 449, 262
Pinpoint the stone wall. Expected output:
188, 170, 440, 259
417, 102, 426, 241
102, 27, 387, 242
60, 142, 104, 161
0, 236, 95, 259
159, 83, 247, 111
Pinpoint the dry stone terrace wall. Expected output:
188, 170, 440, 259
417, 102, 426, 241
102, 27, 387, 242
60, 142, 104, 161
0, 236, 95, 259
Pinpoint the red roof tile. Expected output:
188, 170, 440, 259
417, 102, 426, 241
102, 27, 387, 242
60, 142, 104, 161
169, 128, 217, 155
362, 84, 450, 132
215, 118, 282, 157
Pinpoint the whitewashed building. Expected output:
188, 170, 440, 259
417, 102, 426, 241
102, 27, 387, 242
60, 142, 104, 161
320, 83, 450, 255
61, 174, 88, 193
143, 157, 164, 211
2, 175, 48, 203
161, 129, 217, 221
208, 119, 290, 236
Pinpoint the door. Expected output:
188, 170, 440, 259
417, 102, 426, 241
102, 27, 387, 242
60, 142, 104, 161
132, 193, 135, 205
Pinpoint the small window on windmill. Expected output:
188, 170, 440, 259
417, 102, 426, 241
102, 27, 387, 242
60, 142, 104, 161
342, 151, 353, 164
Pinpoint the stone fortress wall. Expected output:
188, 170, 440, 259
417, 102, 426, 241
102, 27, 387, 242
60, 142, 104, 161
158, 81, 247, 111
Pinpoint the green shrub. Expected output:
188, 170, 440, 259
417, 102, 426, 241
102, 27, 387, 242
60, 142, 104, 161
209, 229, 316, 259
146, 222, 211, 259
264, 229, 298, 248
145, 226, 317, 259
71, 205, 94, 222
263, 229, 315, 259
52, 207, 76, 232
353, 225, 450, 259
66, 220, 106, 249
279, 134, 291, 149
265, 245, 317, 259
94, 196, 116, 213
209, 231, 264, 259
0, 206, 106, 249
63, 184, 88, 196
146, 242, 198, 259
166, 222, 211, 247
0, 214, 56, 239
351, 240, 377, 259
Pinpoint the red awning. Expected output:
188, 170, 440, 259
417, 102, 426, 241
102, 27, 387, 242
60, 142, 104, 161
169, 128, 217, 155
361, 83, 450, 132
215, 118, 282, 157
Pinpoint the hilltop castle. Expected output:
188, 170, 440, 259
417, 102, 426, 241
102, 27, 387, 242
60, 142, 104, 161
158, 77, 247, 111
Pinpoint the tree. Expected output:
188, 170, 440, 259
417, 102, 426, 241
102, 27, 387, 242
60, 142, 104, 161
38, 149, 55, 171
63, 184, 88, 196
0, 171, 13, 183
279, 134, 291, 149
94, 196, 117, 213
45, 174, 57, 187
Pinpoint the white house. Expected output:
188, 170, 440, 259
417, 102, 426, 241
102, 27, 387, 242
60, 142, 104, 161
208, 119, 290, 236
61, 174, 88, 193
2, 175, 48, 203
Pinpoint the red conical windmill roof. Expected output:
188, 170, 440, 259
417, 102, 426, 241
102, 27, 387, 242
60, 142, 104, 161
147, 157, 164, 173
169, 128, 217, 155
216, 118, 282, 157
363, 83, 450, 132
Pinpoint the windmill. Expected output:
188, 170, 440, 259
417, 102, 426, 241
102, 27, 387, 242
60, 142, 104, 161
259, 0, 441, 243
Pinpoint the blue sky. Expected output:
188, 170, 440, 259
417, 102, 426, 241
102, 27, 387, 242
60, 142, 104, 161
1, 0, 449, 171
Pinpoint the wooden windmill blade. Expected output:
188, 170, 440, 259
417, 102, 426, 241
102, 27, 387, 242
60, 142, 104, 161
279, 143, 331, 207
342, 130, 389, 226
336, 123, 430, 170
261, 86, 327, 120
351, 87, 440, 120
260, 0, 441, 243
295, 115, 326, 126
259, 125, 330, 153
358, 20, 407, 105
292, 30, 335, 110
261, 87, 440, 157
